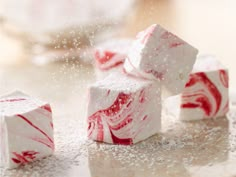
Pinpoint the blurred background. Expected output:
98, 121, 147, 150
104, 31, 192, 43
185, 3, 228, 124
1, 1, 236, 176
0, 0, 236, 87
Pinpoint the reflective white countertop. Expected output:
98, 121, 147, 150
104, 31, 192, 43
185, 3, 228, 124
0, 63, 236, 177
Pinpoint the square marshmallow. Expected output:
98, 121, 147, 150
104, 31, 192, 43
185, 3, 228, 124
87, 73, 161, 145
124, 24, 198, 96
180, 55, 229, 121
0, 91, 54, 168
94, 39, 132, 80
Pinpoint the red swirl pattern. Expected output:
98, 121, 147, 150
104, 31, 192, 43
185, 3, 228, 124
144, 69, 164, 80
12, 151, 39, 165
0, 98, 26, 102
181, 72, 222, 117
94, 50, 125, 71
169, 42, 185, 48
10, 111, 54, 165
88, 92, 133, 145
88, 90, 149, 145
219, 69, 229, 88
95, 51, 116, 64
40, 104, 52, 113
1, 95, 54, 167
17, 114, 54, 150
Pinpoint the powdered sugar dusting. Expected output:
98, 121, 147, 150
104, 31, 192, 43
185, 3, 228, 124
1, 64, 236, 177
2, 106, 233, 177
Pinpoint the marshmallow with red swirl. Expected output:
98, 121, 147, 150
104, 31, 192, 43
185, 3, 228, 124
124, 24, 198, 96
0, 91, 54, 169
180, 55, 229, 121
87, 73, 161, 145
94, 39, 132, 80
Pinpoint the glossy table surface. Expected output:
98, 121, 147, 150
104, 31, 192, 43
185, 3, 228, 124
0, 62, 236, 177
1, 0, 236, 177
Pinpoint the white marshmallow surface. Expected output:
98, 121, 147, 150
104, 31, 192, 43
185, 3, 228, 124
0, 91, 54, 169
94, 39, 132, 80
124, 24, 198, 96
87, 73, 161, 145
180, 55, 229, 121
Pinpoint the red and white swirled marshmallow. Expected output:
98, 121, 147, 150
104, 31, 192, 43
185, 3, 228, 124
94, 39, 132, 79
180, 55, 229, 121
124, 24, 198, 96
0, 91, 54, 169
87, 73, 161, 145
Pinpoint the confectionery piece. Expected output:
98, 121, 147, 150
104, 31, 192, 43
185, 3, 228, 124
94, 39, 132, 80
180, 55, 229, 121
87, 73, 161, 145
124, 24, 198, 96
0, 91, 54, 168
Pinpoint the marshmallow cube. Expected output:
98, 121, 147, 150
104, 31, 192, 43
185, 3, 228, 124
180, 55, 229, 121
87, 73, 161, 145
0, 91, 54, 169
94, 39, 132, 80
124, 24, 198, 96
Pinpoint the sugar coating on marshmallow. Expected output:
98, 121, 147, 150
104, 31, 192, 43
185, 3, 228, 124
192, 54, 226, 72
95, 65, 123, 81
94, 39, 132, 71
124, 24, 198, 96
0, 91, 54, 169
180, 55, 229, 121
87, 73, 161, 145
